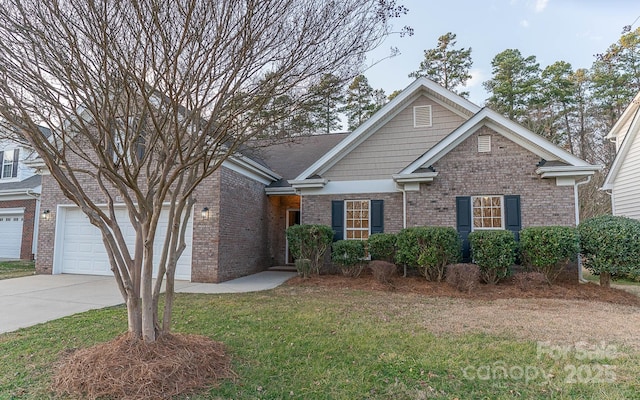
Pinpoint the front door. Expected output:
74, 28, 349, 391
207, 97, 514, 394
286, 209, 300, 264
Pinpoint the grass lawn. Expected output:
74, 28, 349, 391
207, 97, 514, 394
1, 286, 638, 399
0, 260, 35, 280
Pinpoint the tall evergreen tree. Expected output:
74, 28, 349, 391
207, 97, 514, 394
344, 74, 376, 130
409, 32, 472, 97
483, 49, 541, 123
308, 74, 345, 133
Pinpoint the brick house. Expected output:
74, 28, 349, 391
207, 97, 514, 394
0, 128, 48, 260
35, 78, 600, 281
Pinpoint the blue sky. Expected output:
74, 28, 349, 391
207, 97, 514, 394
364, 0, 640, 105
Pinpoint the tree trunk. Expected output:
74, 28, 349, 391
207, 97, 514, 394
126, 294, 142, 338
141, 254, 156, 342
600, 271, 611, 288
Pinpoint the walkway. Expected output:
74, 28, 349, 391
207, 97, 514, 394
0, 271, 296, 334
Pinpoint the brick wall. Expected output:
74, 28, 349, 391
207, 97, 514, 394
216, 167, 271, 282
0, 198, 37, 260
407, 127, 575, 228
190, 171, 221, 282
36, 174, 65, 274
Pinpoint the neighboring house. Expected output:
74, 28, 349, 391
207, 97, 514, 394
35, 78, 600, 281
602, 91, 640, 219
0, 125, 49, 260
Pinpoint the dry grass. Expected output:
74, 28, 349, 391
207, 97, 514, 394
52, 332, 234, 400
287, 274, 640, 351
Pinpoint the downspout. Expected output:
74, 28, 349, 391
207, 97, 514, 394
399, 184, 407, 276
574, 176, 591, 283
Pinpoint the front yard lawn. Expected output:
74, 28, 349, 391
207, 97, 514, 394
1, 285, 639, 399
0, 260, 35, 280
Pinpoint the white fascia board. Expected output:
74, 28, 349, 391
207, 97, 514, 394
265, 186, 297, 195
536, 165, 602, 178
605, 91, 640, 140
222, 155, 280, 185
289, 178, 327, 189
298, 179, 398, 195
294, 78, 482, 181
392, 172, 438, 183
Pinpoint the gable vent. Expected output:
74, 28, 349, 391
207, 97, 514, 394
413, 105, 432, 128
478, 135, 491, 152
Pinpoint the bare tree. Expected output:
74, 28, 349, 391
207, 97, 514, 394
0, 0, 407, 342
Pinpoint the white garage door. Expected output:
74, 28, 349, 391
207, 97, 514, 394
0, 212, 24, 259
58, 206, 193, 280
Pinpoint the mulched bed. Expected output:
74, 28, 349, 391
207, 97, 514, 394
52, 332, 235, 400
287, 273, 640, 307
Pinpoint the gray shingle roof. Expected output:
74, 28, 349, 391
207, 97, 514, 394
0, 174, 41, 192
246, 134, 348, 187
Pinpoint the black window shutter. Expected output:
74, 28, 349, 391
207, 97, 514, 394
11, 149, 19, 177
456, 196, 472, 261
504, 195, 521, 241
331, 200, 344, 242
0, 151, 4, 178
370, 200, 384, 234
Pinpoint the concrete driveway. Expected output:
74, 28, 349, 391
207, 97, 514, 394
0, 271, 296, 334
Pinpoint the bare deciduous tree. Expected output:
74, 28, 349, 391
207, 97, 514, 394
0, 0, 407, 342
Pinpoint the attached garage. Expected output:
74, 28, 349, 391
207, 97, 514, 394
53, 206, 193, 280
0, 208, 24, 259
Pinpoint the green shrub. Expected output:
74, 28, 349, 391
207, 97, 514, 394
519, 226, 579, 283
579, 215, 640, 287
396, 227, 460, 281
286, 224, 333, 276
468, 230, 516, 284
367, 233, 397, 262
331, 240, 366, 277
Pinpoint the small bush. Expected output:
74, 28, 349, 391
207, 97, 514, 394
286, 224, 333, 275
579, 215, 640, 287
513, 272, 548, 291
396, 227, 460, 281
367, 233, 397, 262
331, 240, 366, 277
445, 263, 480, 293
519, 226, 579, 283
468, 230, 516, 284
294, 258, 312, 278
369, 260, 397, 284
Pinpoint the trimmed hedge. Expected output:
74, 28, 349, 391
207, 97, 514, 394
579, 215, 640, 287
396, 227, 460, 281
286, 224, 333, 276
331, 240, 366, 277
468, 230, 516, 284
367, 233, 397, 262
519, 226, 579, 283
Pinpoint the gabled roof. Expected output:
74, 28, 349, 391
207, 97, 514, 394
293, 78, 481, 181
603, 91, 640, 190
399, 107, 597, 175
0, 174, 41, 194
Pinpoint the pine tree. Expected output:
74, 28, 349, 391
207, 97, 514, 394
409, 32, 472, 97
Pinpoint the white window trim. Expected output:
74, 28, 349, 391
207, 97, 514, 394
1, 149, 16, 180
344, 199, 371, 240
471, 195, 505, 231
413, 105, 433, 128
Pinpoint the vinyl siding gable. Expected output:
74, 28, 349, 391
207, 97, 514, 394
613, 127, 640, 219
322, 96, 467, 181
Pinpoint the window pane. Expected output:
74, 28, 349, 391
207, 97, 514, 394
493, 218, 502, 227
473, 197, 481, 207
362, 220, 369, 228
